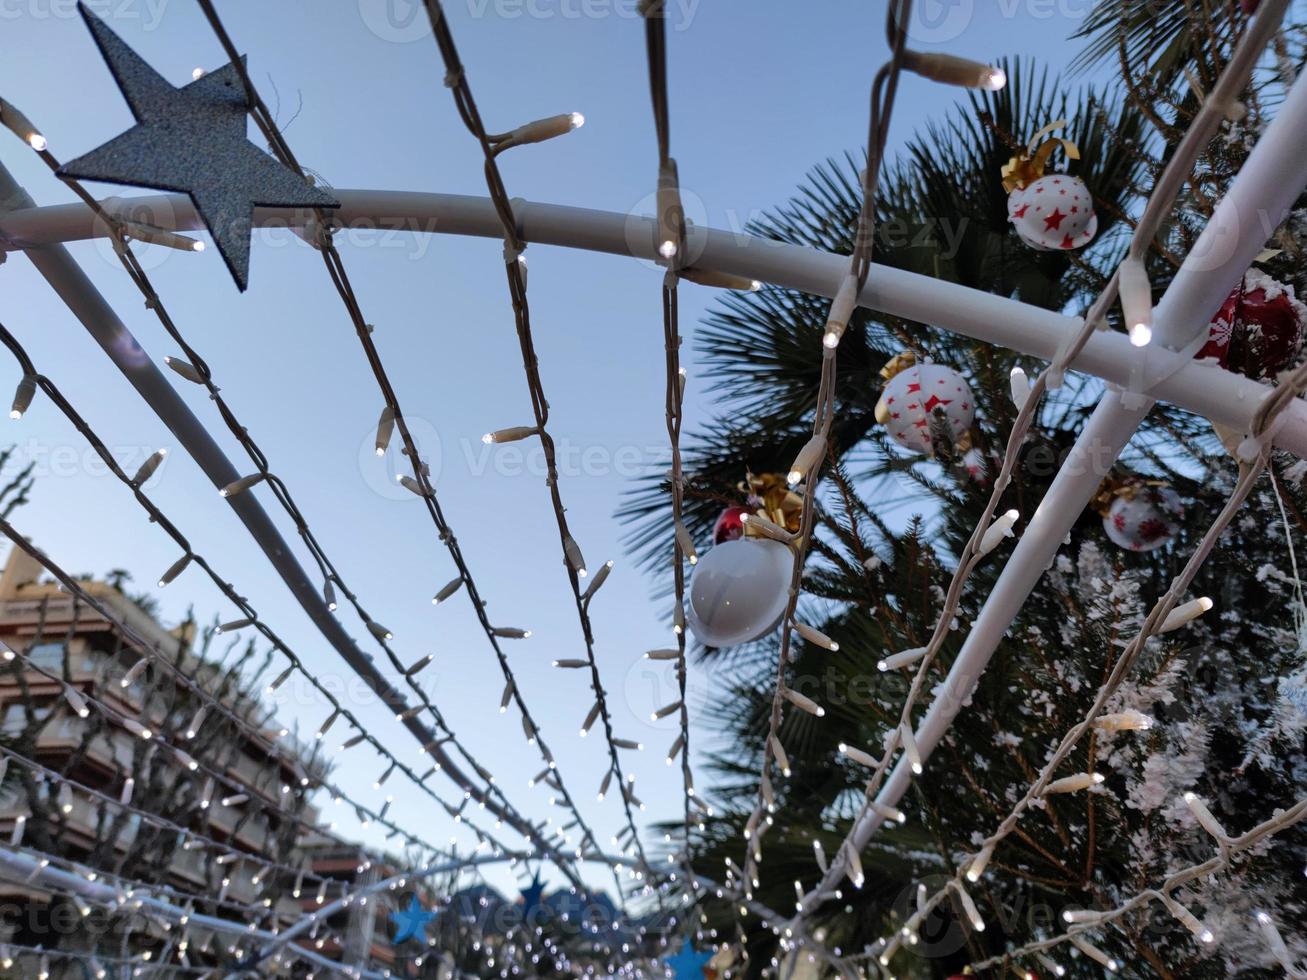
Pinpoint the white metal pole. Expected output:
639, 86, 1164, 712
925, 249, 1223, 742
4, 191, 1305, 457
849, 65, 1307, 851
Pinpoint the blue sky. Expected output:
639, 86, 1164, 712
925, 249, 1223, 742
0, 1, 1099, 900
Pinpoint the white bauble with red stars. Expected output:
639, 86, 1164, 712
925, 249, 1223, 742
1103, 485, 1183, 552
881, 361, 975, 454
1007, 174, 1097, 251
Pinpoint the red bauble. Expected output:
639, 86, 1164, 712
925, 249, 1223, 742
712, 506, 750, 545
1197, 270, 1306, 380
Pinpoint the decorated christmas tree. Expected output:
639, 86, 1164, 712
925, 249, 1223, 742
624, 8, 1307, 977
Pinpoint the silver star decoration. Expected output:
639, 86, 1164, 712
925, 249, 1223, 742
58, 3, 338, 291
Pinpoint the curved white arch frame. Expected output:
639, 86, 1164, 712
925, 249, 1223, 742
3, 188, 1306, 458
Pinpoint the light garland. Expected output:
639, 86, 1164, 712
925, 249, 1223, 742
4, 72, 603, 890
785, 4, 1297, 957
0, 323, 520, 869
414, 0, 661, 895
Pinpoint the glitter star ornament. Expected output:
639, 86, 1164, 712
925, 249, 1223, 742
664, 943, 713, 980
58, 3, 339, 291
389, 894, 436, 945
519, 871, 547, 918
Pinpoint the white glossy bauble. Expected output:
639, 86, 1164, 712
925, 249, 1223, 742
1103, 486, 1183, 552
881, 362, 975, 454
686, 538, 792, 647
1006, 174, 1097, 251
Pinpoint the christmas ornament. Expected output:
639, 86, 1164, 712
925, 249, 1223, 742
1094, 478, 1183, 552
875, 353, 974, 455
712, 505, 750, 545
1002, 121, 1097, 251
58, 4, 338, 291
1197, 269, 1306, 380
961, 444, 999, 484
519, 871, 547, 917
664, 944, 714, 980
389, 894, 436, 945
743, 471, 804, 532
686, 538, 792, 647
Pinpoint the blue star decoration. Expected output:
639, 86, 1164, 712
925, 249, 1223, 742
664, 943, 713, 980
519, 871, 547, 917
389, 894, 436, 946
57, 2, 338, 291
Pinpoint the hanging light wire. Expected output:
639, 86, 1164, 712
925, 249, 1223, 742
189, 0, 619, 896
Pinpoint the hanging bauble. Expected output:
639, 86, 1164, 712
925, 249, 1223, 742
713, 505, 750, 545
686, 538, 792, 647
876, 354, 974, 455
1196, 269, 1306, 380
1098, 481, 1184, 552
961, 445, 996, 484
1002, 122, 1097, 252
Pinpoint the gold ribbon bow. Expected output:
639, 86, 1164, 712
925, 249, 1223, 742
1002, 120, 1080, 194
1089, 474, 1168, 516
878, 350, 918, 381
741, 471, 805, 535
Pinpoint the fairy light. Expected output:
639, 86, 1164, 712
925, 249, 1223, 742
878, 646, 927, 671
673, 520, 698, 565
482, 425, 538, 445
1120, 256, 1153, 347
1009, 366, 1031, 410
1069, 935, 1117, 972
220, 472, 268, 497
901, 50, 1006, 90
868, 801, 907, 825
163, 355, 205, 384
1158, 597, 1213, 633
375, 405, 395, 455
782, 687, 825, 718
979, 509, 1020, 555
787, 434, 826, 486
491, 112, 585, 152
129, 449, 168, 486
1182, 791, 1229, 841
792, 621, 838, 651
1093, 710, 1154, 732
898, 722, 923, 775
1042, 771, 1105, 795
838, 743, 878, 768
738, 512, 796, 546
9, 375, 35, 420
432, 576, 463, 604
581, 560, 613, 600
157, 552, 191, 588
118, 658, 148, 688
965, 842, 994, 882
0, 98, 46, 151
62, 684, 90, 718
